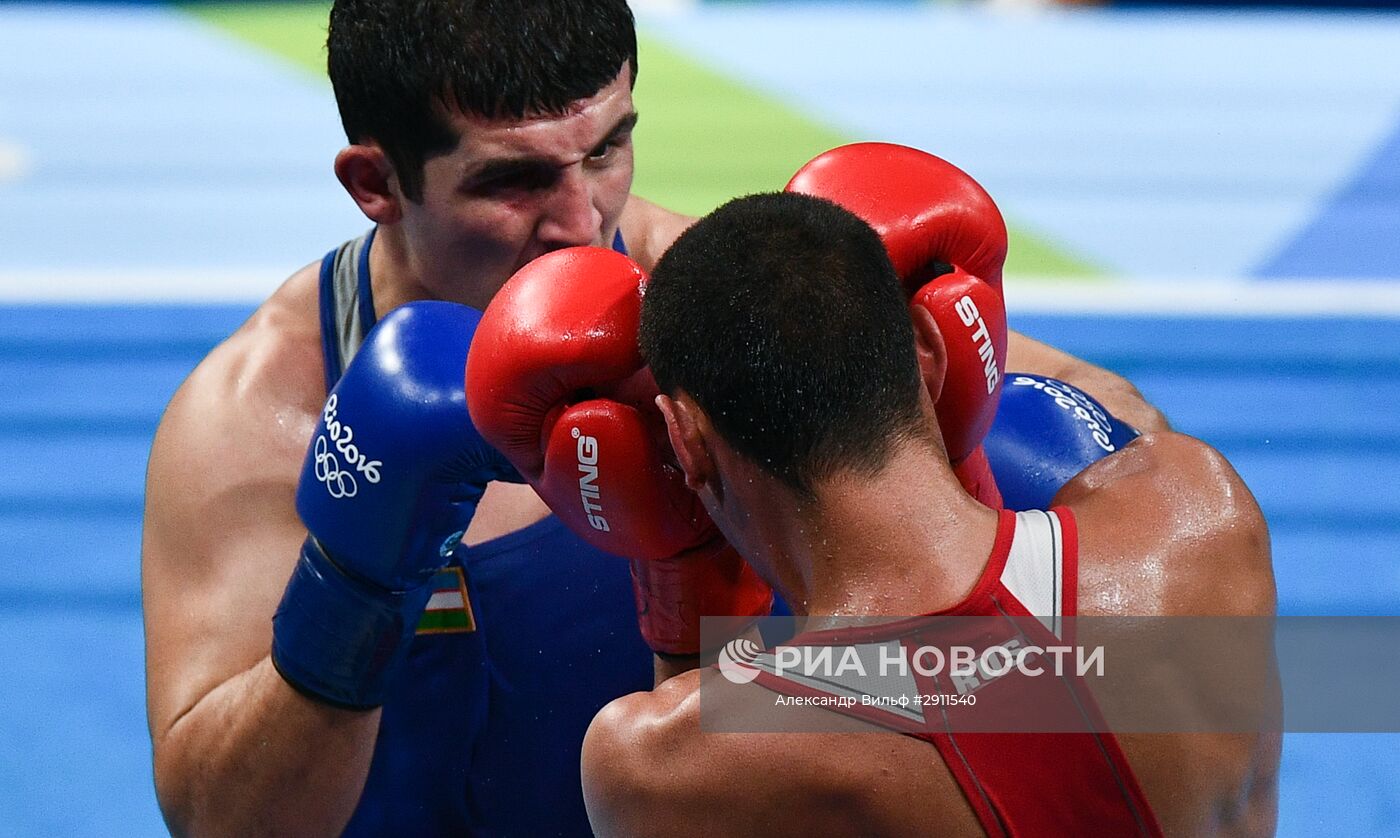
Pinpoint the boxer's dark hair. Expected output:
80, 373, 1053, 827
641, 192, 928, 500
328, 0, 637, 201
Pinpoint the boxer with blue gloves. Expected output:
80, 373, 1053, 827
143, 4, 662, 834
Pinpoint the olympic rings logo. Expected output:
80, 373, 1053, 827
314, 434, 358, 499
311, 394, 384, 500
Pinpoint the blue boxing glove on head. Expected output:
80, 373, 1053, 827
272, 301, 519, 710
984, 373, 1140, 511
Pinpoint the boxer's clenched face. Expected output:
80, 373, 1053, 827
398, 64, 636, 310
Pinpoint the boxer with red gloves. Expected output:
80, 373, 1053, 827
466, 248, 771, 659
581, 189, 1276, 838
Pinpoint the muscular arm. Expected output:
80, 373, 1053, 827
1061, 432, 1279, 837
142, 289, 376, 836
1006, 331, 1170, 433
1059, 431, 1272, 618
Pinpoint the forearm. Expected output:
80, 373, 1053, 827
154, 656, 379, 838
1006, 330, 1171, 432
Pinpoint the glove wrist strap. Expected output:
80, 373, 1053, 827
270, 537, 431, 710
630, 541, 773, 657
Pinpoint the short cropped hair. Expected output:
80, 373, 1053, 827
328, 0, 637, 201
640, 192, 928, 499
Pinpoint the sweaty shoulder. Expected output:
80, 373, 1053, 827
145, 261, 327, 562
1057, 432, 1274, 618
156, 262, 325, 469
619, 195, 695, 272
581, 672, 970, 836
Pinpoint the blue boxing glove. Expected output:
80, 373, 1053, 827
984, 373, 1140, 511
271, 301, 519, 709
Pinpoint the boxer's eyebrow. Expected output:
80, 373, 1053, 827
463, 158, 558, 193
460, 112, 639, 196
597, 112, 640, 149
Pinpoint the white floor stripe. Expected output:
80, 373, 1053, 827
0, 268, 287, 303
631, 0, 696, 13
3, 269, 1400, 318
1005, 277, 1400, 318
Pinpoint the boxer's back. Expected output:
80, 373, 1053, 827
709, 509, 1160, 836
905, 432, 1279, 835
583, 433, 1278, 837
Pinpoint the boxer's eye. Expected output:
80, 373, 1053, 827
466, 164, 558, 197
587, 116, 637, 165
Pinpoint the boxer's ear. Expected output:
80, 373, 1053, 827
335, 143, 403, 225
656, 392, 713, 493
910, 305, 948, 405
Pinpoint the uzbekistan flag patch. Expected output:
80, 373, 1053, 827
416, 566, 476, 634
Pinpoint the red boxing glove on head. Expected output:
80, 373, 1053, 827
466, 247, 773, 654
786, 142, 1007, 293
910, 265, 1007, 466
787, 143, 1008, 507
466, 247, 708, 561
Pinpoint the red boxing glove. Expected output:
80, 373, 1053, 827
787, 142, 1008, 507
629, 542, 772, 656
466, 247, 701, 561
909, 264, 1008, 465
465, 247, 771, 655
786, 141, 1007, 292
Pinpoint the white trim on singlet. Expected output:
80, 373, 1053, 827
999, 510, 1067, 638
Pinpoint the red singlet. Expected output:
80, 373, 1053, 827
746, 508, 1162, 837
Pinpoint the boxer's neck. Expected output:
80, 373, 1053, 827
759, 439, 1000, 618
367, 225, 426, 317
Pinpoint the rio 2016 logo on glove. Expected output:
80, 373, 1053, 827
573, 428, 610, 532
314, 394, 383, 499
